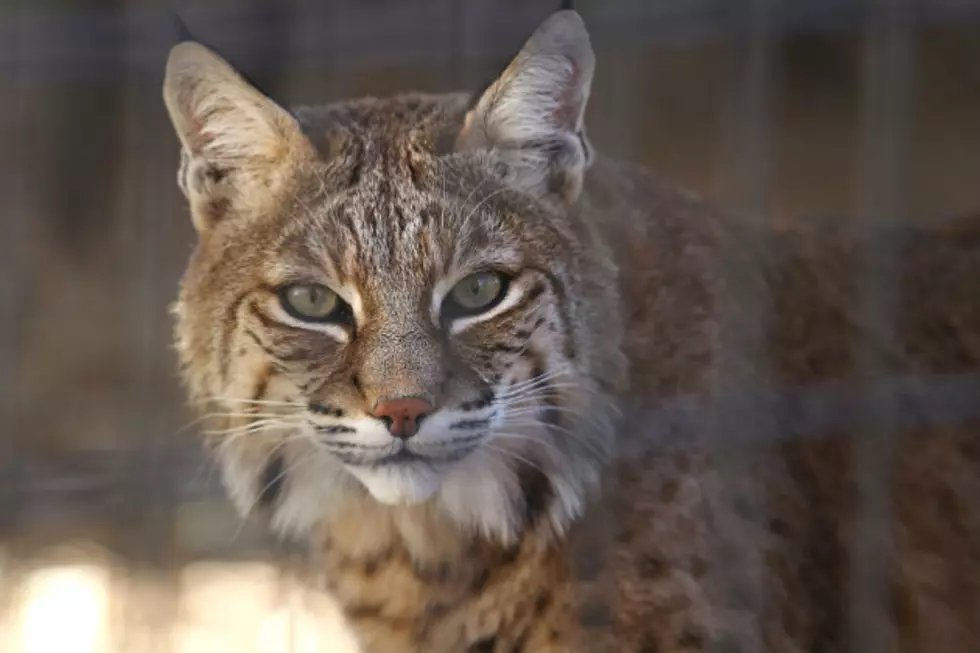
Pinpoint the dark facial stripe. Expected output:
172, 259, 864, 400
245, 327, 323, 372
474, 281, 553, 363
321, 441, 374, 450
428, 434, 483, 448
258, 454, 285, 507
245, 328, 280, 360
529, 267, 575, 362
315, 424, 356, 435
250, 362, 275, 406
219, 290, 253, 384
469, 636, 496, 653
450, 418, 491, 430
247, 301, 318, 336
489, 343, 524, 354
309, 402, 345, 418
512, 328, 533, 341
345, 142, 364, 188
339, 205, 365, 263
301, 373, 337, 403
460, 390, 494, 412
523, 283, 546, 305
521, 349, 547, 390
516, 462, 553, 529
485, 287, 543, 330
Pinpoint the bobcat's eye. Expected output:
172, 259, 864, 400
279, 283, 340, 321
443, 271, 508, 320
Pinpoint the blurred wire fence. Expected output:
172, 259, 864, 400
1, 0, 979, 651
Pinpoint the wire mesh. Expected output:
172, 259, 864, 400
1, 0, 978, 651
848, 0, 915, 650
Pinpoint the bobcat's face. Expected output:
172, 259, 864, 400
165, 11, 624, 543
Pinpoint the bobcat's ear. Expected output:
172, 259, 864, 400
457, 10, 595, 205
163, 42, 312, 232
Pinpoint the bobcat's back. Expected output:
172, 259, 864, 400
574, 157, 980, 652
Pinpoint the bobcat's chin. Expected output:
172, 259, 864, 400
347, 462, 446, 505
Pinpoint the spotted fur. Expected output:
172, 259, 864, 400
164, 8, 980, 653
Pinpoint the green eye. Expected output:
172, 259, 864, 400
445, 271, 507, 317
279, 283, 340, 321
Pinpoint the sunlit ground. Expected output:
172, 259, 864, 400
0, 549, 360, 653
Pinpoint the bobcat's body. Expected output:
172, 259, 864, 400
162, 10, 980, 652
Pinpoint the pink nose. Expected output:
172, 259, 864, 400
371, 397, 434, 439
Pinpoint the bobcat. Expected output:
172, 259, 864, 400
163, 8, 980, 652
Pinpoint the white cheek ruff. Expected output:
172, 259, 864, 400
270, 448, 354, 537
212, 361, 600, 545
216, 432, 360, 539
439, 453, 522, 542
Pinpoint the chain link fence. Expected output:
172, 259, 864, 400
1, 0, 979, 651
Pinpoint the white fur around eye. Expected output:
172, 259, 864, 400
263, 296, 351, 343
447, 278, 528, 335
430, 277, 453, 325
341, 283, 365, 326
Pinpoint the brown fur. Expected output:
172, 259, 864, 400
162, 10, 980, 653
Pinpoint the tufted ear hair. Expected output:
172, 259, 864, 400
456, 10, 595, 205
163, 41, 313, 231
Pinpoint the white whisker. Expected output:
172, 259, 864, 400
202, 418, 294, 438
203, 396, 308, 407
176, 411, 299, 434
490, 431, 562, 458
479, 442, 547, 474
506, 416, 609, 460
458, 186, 510, 235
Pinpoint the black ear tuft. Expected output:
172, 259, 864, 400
167, 10, 276, 103
467, 1, 576, 111
458, 9, 594, 204
171, 10, 195, 44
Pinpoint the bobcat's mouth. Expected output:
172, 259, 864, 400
332, 433, 489, 505
373, 447, 429, 466
330, 434, 484, 468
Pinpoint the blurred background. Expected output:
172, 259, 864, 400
0, 0, 978, 651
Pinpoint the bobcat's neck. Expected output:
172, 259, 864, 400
582, 154, 722, 401
311, 497, 578, 650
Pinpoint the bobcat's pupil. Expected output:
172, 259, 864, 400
466, 278, 484, 298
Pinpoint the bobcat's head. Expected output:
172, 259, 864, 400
164, 9, 625, 544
